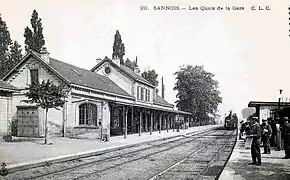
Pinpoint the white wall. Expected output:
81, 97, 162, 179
259, 106, 276, 123
0, 95, 12, 136
135, 82, 154, 104
93, 62, 134, 95
93, 61, 157, 107
102, 101, 110, 137
65, 93, 111, 138
5, 56, 64, 137
7, 57, 62, 88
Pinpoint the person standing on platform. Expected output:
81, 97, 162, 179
248, 117, 262, 166
268, 118, 276, 147
281, 117, 290, 159
261, 119, 272, 154
275, 120, 281, 151
244, 121, 252, 149
245, 121, 251, 135
239, 120, 245, 140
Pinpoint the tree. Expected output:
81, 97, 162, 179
124, 58, 138, 70
141, 69, 159, 88
22, 80, 68, 144
174, 65, 222, 124
0, 14, 12, 78
112, 30, 125, 64
9, 41, 23, 67
24, 10, 45, 53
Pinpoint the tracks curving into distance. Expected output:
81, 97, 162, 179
149, 129, 237, 180
62, 129, 220, 180
71, 129, 236, 180
8, 128, 219, 180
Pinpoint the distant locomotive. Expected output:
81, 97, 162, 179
224, 111, 238, 130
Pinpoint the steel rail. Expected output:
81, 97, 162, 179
71, 130, 219, 180
194, 129, 236, 180
148, 129, 236, 180
147, 147, 206, 180
20, 128, 217, 180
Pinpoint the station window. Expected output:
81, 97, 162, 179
147, 89, 150, 102
141, 87, 144, 100
104, 67, 111, 75
137, 86, 151, 102
137, 86, 141, 100
79, 103, 98, 126
145, 89, 147, 101
30, 69, 39, 84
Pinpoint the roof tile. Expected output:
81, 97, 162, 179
119, 64, 153, 86
153, 94, 174, 108
49, 58, 133, 98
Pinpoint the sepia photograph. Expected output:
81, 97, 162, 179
0, 0, 290, 179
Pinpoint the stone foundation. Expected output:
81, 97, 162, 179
48, 121, 62, 137
65, 126, 109, 140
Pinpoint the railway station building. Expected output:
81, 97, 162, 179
0, 80, 17, 137
2, 48, 193, 140
248, 101, 290, 123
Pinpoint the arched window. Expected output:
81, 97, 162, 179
79, 103, 98, 126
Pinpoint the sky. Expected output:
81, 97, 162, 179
1, 0, 290, 119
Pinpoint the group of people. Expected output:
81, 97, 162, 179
239, 116, 290, 166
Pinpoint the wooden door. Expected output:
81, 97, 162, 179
17, 106, 39, 137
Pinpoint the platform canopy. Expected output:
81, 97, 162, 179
248, 101, 290, 108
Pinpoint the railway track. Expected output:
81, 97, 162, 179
149, 129, 237, 180
5, 128, 220, 180
70, 130, 233, 180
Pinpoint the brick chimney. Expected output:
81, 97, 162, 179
133, 56, 140, 74
40, 47, 50, 64
96, 58, 102, 65
161, 76, 165, 98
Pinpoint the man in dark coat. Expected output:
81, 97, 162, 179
239, 120, 245, 140
248, 117, 262, 165
281, 117, 290, 159
268, 117, 276, 147
261, 119, 272, 154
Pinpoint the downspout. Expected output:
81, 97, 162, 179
62, 102, 67, 137
100, 101, 104, 141
7, 94, 9, 136
62, 87, 71, 137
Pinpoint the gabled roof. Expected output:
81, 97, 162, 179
90, 57, 155, 87
3, 51, 133, 99
2, 51, 69, 84
119, 64, 153, 86
91, 57, 174, 108
0, 80, 18, 92
48, 58, 133, 98
153, 94, 174, 108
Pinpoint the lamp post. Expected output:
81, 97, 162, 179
276, 89, 283, 123
99, 101, 105, 142
276, 90, 283, 151
278, 89, 283, 109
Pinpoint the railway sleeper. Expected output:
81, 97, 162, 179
156, 172, 200, 180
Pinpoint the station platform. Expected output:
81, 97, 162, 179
219, 138, 290, 180
0, 125, 219, 172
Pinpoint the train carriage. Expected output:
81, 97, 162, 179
224, 111, 238, 130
